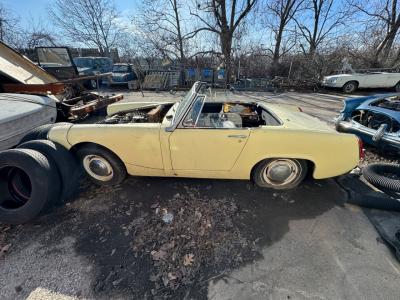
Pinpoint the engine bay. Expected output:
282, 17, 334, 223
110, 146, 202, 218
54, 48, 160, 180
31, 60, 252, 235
100, 104, 174, 124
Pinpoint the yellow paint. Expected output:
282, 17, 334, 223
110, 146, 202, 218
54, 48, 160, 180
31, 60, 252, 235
48, 102, 359, 180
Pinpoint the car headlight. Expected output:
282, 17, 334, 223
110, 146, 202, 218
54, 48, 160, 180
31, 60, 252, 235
330, 78, 337, 84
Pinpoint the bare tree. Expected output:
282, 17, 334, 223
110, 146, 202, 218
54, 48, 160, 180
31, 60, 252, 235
294, 0, 350, 56
50, 0, 121, 55
23, 17, 58, 50
264, 0, 304, 73
191, 0, 258, 83
0, 3, 23, 48
353, 0, 400, 66
136, 0, 198, 84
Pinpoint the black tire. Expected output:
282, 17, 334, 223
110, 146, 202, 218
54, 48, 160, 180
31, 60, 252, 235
395, 82, 400, 92
252, 158, 307, 190
342, 81, 358, 93
17, 140, 80, 203
76, 144, 127, 186
19, 122, 71, 144
363, 163, 400, 192
0, 149, 61, 224
19, 124, 54, 144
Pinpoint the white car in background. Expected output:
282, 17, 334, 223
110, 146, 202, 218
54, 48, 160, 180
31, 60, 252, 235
0, 93, 57, 150
322, 72, 400, 93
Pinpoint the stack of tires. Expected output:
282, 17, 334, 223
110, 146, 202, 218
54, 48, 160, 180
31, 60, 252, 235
0, 124, 79, 224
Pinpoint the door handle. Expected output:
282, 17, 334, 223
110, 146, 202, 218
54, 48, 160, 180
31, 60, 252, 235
227, 134, 247, 138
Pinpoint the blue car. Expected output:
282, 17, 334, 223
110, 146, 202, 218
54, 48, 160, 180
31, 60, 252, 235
336, 94, 400, 150
107, 63, 137, 86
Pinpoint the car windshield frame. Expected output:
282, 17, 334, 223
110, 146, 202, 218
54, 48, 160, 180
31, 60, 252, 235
166, 81, 207, 132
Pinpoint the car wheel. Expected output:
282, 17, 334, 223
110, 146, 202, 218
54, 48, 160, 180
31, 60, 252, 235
252, 158, 308, 190
0, 149, 61, 224
90, 79, 98, 89
17, 140, 80, 203
342, 81, 358, 93
395, 82, 400, 92
76, 145, 127, 186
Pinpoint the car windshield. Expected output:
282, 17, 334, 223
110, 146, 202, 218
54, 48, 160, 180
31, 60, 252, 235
113, 65, 129, 72
172, 82, 207, 128
37, 48, 73, 67
73, 58, 93, 68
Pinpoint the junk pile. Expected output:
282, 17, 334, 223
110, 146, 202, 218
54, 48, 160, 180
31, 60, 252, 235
271, 77, 320, 92
130, 190, 259, 295
0, 42, 122, 121
142, 71, 180, 90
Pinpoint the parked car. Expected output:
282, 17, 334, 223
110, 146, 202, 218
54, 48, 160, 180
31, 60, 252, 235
0, 93, 57, 150
336, 94, 400, 150
44, 81, 361, 191
322, 72, 400, 93
106, 63, 137, 86
73, 57, 113, 88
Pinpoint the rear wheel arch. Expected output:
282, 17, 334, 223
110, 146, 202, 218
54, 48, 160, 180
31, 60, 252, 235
394, 81, 400, 92
250, 157, 315, 187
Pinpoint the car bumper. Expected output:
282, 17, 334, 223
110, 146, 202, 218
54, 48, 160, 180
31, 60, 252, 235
321, 81, 340, 88
336, 115, 400, 149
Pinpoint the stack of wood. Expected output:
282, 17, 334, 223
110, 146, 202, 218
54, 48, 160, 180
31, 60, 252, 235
142, 71, 180, 90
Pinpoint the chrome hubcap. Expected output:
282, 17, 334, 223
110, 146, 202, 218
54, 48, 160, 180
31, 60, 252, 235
263, 159, 300, 186
82, 155, 113, 181
345, 84, 354, 92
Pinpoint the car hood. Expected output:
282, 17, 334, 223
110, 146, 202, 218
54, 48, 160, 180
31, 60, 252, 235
264, 103, 334, 132
0, 93, 56, 124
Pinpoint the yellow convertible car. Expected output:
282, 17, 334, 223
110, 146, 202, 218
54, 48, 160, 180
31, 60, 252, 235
47, 82, 361, 190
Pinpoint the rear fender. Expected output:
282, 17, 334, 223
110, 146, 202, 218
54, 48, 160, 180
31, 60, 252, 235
341, 96, 375, 115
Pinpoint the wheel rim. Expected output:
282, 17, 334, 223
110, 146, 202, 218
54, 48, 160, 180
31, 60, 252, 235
0, 167, 32, 209
91, 79, 97, 89
262, 159, 300, 187
345, 83, 355, 93
82, 155, 114, 182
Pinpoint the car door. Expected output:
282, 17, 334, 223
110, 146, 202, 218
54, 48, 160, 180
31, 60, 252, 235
169, 95, 250, 171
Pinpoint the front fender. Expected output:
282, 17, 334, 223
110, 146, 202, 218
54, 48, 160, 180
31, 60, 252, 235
47, 123, 74, 149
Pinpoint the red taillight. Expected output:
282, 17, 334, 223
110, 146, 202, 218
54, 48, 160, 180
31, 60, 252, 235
358, 138, 365, 160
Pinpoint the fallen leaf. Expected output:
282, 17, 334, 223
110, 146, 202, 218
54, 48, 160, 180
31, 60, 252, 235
167, 272, 177, 280
162, 275, 169, 287
151, 202, 159, 209
151, 249, 167, 261
183, 253, 194, 266
0, 243, 11, 256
